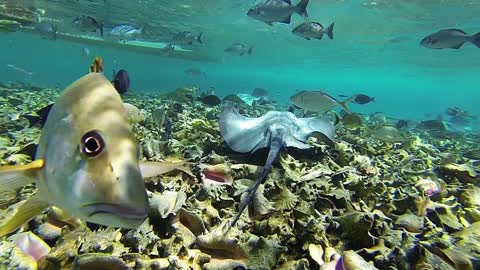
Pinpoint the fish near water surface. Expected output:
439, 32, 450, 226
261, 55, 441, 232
0, 73, 184, 236
34, 22, 57, 40
247, 0, 310, 25
72, 15, 103, 37
292, 22, 334, 40
172, 31, 203, 45
352, 94, 375, 104
109, 24, 144, 40
420, 29, 480, 49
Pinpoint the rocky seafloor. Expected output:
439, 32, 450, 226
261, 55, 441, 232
0, 83, 479, 270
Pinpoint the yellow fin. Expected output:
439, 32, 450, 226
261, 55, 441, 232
0, 160, 44, 192
0, 192, 48, 237
139, 160, 191, 178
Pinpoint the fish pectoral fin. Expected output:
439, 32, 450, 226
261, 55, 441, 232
139, 161, 192, 178
0, 159, 44, 192
451, 43, 463, 49
280, 16, 292, 24
0, 192, 48, 237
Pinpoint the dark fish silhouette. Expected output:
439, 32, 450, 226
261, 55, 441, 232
198, 94, 221, 106
353, 94, 375, 104
163, 119, 173, 140
252, 88, 268, 97
24, 104, 54, 128
112, 69, 130, 94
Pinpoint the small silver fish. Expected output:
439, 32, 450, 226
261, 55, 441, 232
247, 0, 309, 26
34, 22, 57, 40
172, 31, 202, 45
72, 15, 103, 37
420, 29, 480, 49
160, 44, 175, 55
109, 24, 144, 40
292, 22, 334, 40
7, 64, 33, 76
224, 43, 253, 56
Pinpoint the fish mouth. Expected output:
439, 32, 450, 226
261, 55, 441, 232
82, 203, 148, 220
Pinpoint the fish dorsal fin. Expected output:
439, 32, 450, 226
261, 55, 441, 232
0, 192, 48, 237
89, 56, 104, 73
0, 160, 44, 193
442, 28, 467, 35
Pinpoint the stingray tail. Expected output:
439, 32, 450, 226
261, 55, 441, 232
229, 129, 284, 229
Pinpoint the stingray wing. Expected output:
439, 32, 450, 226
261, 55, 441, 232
219, 105, 270, 153
295, 117, 336, 146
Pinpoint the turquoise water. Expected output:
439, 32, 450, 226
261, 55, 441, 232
1, 0, 480, 122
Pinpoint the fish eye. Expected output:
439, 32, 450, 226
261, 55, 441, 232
80, 130, 105, 158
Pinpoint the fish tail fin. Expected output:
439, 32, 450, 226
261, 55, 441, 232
197, 32, 203, 44
339, 96, 355, 113
325, 22, 334, 40
99, 22, 104, 37
0, 160, 43, 193
0, 192, 48, 237
296, 0, 309, 19
52, 24, 58, 40
469, 32, 480, 48
248, 47, 253, 55
332, 111, 341, 126
372, 97, 376, 102
24, 115, 40, 128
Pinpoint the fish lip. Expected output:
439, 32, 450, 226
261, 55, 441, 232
82, 203, 148, 220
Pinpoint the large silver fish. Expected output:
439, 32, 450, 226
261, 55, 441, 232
0, 73, 183, 236
420, 29, 480, 49
247, 0, 309, 26
291, 90, 353, 113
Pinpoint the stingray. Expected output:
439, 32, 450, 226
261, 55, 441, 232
219, 104, 336, 228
